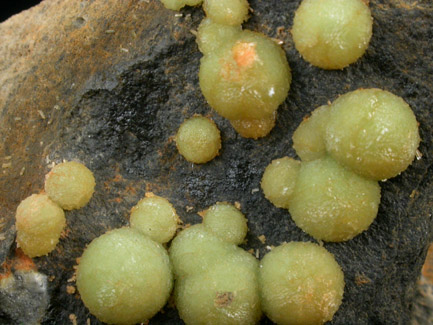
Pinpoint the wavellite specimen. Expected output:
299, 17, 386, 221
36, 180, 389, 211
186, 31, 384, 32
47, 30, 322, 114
44, 161, 95, 210
289, 156, 381, 242
160, 0, 203, 11
176, 115, 221, 164
15, 194, 65, 258
325, 88, 420, 180
291, 0, 373, 69
170, 214, 262, 324
130, 195, 180, 243
259, 242, 344, 325
76, 227, 173, 325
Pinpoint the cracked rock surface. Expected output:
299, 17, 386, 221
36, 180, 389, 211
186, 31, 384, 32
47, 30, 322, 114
0, 0, 432, 324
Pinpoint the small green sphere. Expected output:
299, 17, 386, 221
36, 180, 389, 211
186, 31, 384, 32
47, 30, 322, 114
76, 228, 173, 325
202, 202, 248, 245
130, 195, 179, 244
199, 30, 291, 120
326, 88, 420, 180
176, 115, 221, 164
261, 157, 301, 209
292, 105, 330, 162
44, 161, 95, 210
292, 0, 373, 69
175, 261, 261, 325
203, 0, 249, 26
160, 0, 203, 11
169, 225, 236, 278
197, 18, 242, 55
15, 194, 65, 258
259, 242, 344, 325
289, 156, 381, 242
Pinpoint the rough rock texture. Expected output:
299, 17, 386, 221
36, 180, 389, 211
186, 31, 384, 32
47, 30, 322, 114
0, 0, 432, 324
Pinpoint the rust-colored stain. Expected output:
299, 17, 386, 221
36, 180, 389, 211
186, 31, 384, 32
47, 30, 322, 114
421, 242, 433, 283
0, 248, 37, 280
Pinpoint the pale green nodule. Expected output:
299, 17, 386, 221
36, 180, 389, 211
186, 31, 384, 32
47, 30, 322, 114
130, 195, 179, 244
15, 193, 65, 258
199, 30, 291, 121
259, 242, 345, 325
289, 156, 381, 242
261, 157, 301, 209
292, 105, 331, 162
292, 0, 373, 69
44, 161, 95, 210
203, 0, 249, 26
326, 88, 420, 180
176, 115, 221, 164
197, 18, 242, 55
76, 228, 173, 325
202, 202, 248, 245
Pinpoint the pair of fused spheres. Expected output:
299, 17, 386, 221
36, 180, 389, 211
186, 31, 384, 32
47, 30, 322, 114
263, 89, 420, 242
292, 0, 373, 69
15, 161, 95, 257
77, 195, 180, 324
169, 203, 262, 325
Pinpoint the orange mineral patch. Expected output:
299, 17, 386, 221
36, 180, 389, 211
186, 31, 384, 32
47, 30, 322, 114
233, 42, 257, 68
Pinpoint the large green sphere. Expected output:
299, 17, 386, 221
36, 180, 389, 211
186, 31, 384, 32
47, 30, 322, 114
259, 242, 344, 325
289, 156, 381, 242
292, 0, 373, 69
76, 228, 173, 324
326, 89, 420, 180
199, 30, 291, 120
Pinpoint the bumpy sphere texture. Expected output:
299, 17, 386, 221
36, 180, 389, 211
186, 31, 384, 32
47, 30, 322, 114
203, 0, 249, 26
130, 195, 179, 243
259, 242, 345, 325
261, 157, 301, 209
76, 228, 173, 325
44, 161, 95, 210
176, 116, 221, 164
160, 0, 203, 11
15, 194, 65, 258
326, 88, 420, 180
292, 0, 373, 69
202, 202, 248, 245
289, 156, 381, 242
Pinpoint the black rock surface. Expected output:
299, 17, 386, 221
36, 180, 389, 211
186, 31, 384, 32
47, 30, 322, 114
1, 0, 433, 324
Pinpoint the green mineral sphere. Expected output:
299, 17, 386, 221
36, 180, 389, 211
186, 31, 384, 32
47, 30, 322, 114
326, 88, 420, 180
291, 0, 373, 69
197, 18, 242, 55
261, 157, 301, 209
169, 224, 235, 278
289, 156, 381, 242
203, 0, 249, 26
175, 261, 262, 325
44, 161, 95, 210
259, 242, 344, 325
130, 195, 179, 244
199, 30, 291, 120
15, 194, 65, 258
76, 228, 173, 325
160, 0, 203, 11
292, 105, 330, 162
202, 202, 248, 245
176, 115, 221, 164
